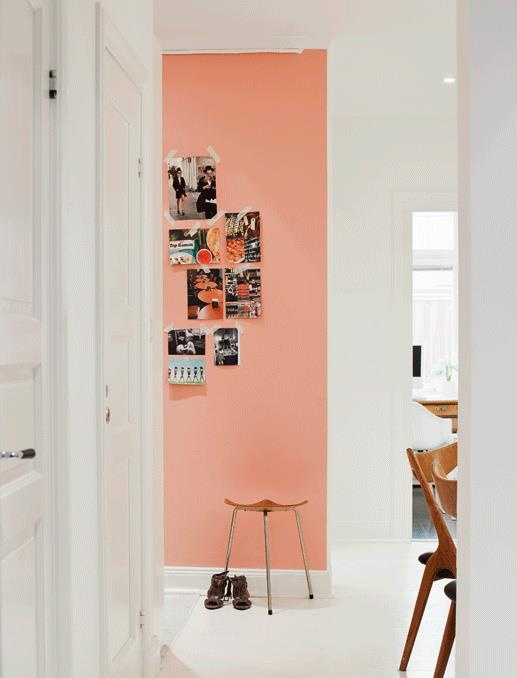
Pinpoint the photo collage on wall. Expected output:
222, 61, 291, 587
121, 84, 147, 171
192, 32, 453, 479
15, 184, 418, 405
166, 152, 263, 384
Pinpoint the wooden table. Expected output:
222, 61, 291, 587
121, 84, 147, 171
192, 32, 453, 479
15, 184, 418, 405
417, 399, 458, 434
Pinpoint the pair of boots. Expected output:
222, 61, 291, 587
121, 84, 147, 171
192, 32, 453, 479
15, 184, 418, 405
204, 570, 251, 611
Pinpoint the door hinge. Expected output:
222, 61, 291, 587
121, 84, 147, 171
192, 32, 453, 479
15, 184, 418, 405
138, 157, 143, 178
139, 609, 146, 629
49, 70, 57, 99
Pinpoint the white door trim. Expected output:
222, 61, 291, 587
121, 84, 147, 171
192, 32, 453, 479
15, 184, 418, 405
392, 190, 457, 542
95, 7, 158, 676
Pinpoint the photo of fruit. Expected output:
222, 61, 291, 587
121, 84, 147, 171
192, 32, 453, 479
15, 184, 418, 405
169, 227, 221, 265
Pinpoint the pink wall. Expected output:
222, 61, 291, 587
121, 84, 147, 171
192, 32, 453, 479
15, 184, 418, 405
163, 51, 327, 570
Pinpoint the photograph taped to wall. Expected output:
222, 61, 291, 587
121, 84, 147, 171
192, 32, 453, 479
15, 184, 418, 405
168, 328, 206, 355
214, 328, 240, 366
225, 211, 261, 263
167, 156, 217, 221
187, 268, 224, 320
168, 357, 206, 385
225, 268, 262, 319
169, 227, 221, 265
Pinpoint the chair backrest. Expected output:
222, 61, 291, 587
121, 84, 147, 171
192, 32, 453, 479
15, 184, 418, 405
410, 441, 457, 483
407, 446, 457, 562
432, 460, 457, 519
411, 401, 454, 451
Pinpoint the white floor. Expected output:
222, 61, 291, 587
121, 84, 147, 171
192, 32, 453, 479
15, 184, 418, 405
160, 542, 454, 677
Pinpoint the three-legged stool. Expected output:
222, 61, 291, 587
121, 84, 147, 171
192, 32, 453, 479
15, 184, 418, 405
223, 498, 313, 615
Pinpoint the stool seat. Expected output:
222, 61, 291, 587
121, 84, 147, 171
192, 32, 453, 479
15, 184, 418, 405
224, 498, 308, 512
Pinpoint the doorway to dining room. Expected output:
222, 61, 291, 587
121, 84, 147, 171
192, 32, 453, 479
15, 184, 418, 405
411, 206, 458, 540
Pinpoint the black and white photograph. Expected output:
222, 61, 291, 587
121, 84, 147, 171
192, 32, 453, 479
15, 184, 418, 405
168, 328, 206, 355
213, 328, 240, 366
167, 155, 217, 221
225, 268, 262, 319
225, 211, 261, 263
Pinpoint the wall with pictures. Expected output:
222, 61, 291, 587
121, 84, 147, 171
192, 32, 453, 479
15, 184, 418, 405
163, 51, 327, 569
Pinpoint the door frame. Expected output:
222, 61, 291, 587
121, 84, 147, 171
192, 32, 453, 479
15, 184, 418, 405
95, 7, 160, 676
392, 190, 458, 541
23, 0, 59, 675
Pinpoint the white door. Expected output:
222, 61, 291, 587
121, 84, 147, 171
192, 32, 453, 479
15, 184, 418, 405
0, 0, 53, 677
102, 48, 143, 678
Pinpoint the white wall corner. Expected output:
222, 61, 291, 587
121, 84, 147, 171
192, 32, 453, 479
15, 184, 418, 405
164, 567, 332, 599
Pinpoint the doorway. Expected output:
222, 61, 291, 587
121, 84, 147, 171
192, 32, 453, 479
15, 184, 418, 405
411, 208, 458, 540
98, 21, 146, 678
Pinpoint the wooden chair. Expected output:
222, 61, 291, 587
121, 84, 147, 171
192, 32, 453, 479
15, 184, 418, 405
432, 461, 458, 677
432, 460, 457, 519
399, 443, 457, 671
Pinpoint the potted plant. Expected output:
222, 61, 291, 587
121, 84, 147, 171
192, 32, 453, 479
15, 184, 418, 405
436, 362, 458, 396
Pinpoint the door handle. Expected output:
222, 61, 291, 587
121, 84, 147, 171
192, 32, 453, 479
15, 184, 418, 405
105, 407, 111, 423
1, 448, 36, 460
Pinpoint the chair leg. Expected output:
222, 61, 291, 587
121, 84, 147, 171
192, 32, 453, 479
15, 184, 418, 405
293, 509, 314, 599
224, 508, 239, 571
399, 563, 437, 671
433, 602, 456, 678
263, 510, 273, 615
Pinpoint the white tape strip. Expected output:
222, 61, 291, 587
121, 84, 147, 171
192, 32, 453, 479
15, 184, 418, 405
201, 325, 215, 336
163, 149, 177, 165
207, 145, 221, 164
208, 211, 224, 226
163, 323, 174, 333
164, 211, 176, 225
235, 321, 245, 335
187, 223, 200, 236
200, 264, 211, 274
236, 207, 252, 223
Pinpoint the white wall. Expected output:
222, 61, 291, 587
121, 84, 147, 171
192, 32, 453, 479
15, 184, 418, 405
57, 1, 159, 676
457, 2, 517, 675
328, 32, 457, 543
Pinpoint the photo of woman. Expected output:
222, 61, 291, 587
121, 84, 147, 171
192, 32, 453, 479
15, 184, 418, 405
172, 168, 187, 216
167, 155, 217, 221
196, 165, 217, 219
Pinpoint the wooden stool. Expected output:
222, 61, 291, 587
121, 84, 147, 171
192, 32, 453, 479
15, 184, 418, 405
223, 498, 314, 615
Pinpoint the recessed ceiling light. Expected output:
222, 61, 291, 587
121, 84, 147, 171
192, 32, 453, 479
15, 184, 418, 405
443, 76, 456, 85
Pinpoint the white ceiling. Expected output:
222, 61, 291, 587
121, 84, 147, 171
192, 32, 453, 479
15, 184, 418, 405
154, 1, 455, 52
154, 0, 456, 117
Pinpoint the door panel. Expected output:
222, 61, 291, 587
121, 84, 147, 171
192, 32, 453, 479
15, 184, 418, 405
0, 0, 51, 676
103, 50, 143, 678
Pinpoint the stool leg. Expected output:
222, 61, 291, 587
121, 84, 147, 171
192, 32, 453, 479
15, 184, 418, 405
293, 509, 314, 599
263, 510, 273, 615
224, 508, 238, 571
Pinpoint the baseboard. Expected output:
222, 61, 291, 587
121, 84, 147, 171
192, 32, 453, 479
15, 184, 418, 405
164, 566, 332, 598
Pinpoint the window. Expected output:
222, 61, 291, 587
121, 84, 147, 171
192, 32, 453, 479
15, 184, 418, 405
412, 212, 458, 385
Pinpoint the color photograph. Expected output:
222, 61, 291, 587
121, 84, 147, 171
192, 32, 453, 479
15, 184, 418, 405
225, 211, 261, 263
168, 328, 206, 355
168, 357, 206, 385
167, 156, 217, 221
214, 328, 240, 366
187, 269, 224, 320
169, 227, 221, 265
225, 268, 262, 319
